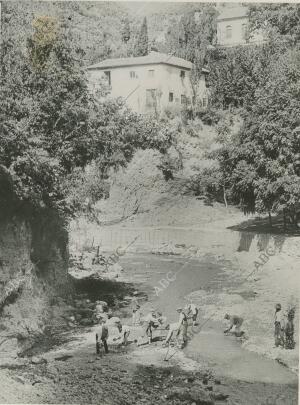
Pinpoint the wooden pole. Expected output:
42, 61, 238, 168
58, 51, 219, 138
223, 186, 228, 208
283, 209, 287, 232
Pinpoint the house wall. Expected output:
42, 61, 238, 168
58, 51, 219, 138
217, 16, 264, 47
88, 63, 194, 114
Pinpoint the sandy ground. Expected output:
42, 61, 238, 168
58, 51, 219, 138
0, 322, 297, 405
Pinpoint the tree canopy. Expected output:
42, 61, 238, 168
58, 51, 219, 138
133, 17, 149, 56
0, 12, 174, 216
212, 48, 300, 222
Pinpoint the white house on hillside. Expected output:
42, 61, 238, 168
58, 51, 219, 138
87, 51, 209, 114
217, 5, 264, 47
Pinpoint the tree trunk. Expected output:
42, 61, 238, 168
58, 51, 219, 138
223, 186, 228, 208
292, 211, 299, 229
283, 209, 287, 232
268, 211, 272, 228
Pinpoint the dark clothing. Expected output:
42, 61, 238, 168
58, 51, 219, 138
285, 320, 295, 349
192, 308, 199, 322
274, 321, 284, 347
96, 325, 109, 354
230, 316, 243, 327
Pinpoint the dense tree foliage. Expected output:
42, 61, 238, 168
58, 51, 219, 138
164, 6, 217, 77
200, 4, 300, 223
207, 44, 278, 109
1, 1, 299, 224
211, 49, 300, 223
121, 17, 131, 44
133, 17, 149, 56
249, 3, 300, 44
0, 11, 175, 216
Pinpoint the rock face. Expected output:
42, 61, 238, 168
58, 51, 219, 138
0, 167, 70, 363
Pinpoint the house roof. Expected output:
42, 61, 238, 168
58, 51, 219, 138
87, 51, 193, 71
217, 5, 248, 21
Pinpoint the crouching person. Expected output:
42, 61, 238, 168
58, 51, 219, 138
96, 320, 109, 354
115, 320, 131, 346
224, 314, 244, 337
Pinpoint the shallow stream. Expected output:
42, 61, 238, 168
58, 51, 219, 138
119, 253, 298, 385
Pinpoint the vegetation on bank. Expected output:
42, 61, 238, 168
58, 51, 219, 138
0, 13, 177, 216
1, 2, 299, 228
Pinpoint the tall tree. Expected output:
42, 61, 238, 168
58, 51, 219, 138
214, 49, 300, 223
121, 17, 131, 44
133, 17, 149, 57
164, 6, 217, 85
248, 3, 300, 44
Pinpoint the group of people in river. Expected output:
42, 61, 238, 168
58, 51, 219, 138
133, 298, 199, 348
94, 291, 296, 355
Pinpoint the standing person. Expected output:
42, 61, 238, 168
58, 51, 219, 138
144, 308, 158, 344
186, 302, 199, 326
131, 291, 139, 326
133, 305, 142, 326
285, 307, 295, 349
96, 320, 109, 354
224, 314, 244, 337
163, 307, 188, 347
177, 307, 188, 347
274, 303, 285, 347
94, 300, 105, 324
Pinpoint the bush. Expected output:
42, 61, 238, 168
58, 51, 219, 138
195, 108, 221, 125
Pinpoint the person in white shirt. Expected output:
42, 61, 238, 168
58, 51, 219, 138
96, 320, 109, 354
186, 303, 198, 326
144, 308, 159, 344
114, 321, 131, 345
131, 291, 140, 326
163, 307, 188, 347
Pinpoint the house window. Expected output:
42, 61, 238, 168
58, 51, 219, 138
181, 95, 187, 105
169, 92, 174, 102
148, 70, 154, 77
180, 70, 185, 79
226, 25, 232, 39
130, 71, 137, 79
146, 89, 157, 107
104, 71, 111, 86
